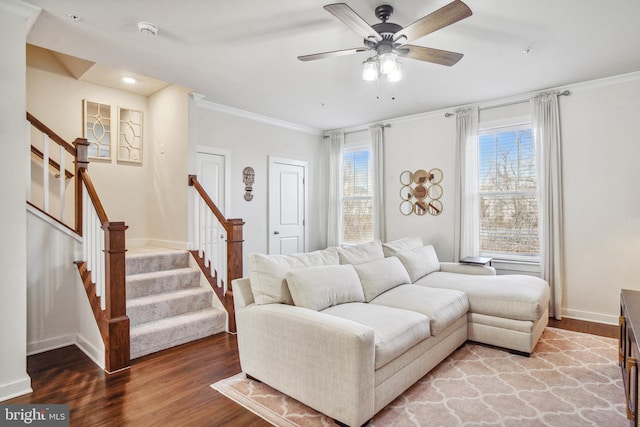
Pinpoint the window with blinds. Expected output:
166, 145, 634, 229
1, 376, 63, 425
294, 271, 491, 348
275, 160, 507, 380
478, 123, 539, 259
342, 145, 373, 244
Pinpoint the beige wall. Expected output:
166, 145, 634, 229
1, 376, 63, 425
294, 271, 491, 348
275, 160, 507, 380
147, 85, 191, 247
27, 66, 151, 244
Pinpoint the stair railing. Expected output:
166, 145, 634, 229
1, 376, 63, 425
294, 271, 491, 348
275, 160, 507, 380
26, 112, 78, 230
27, 112, 129, 373
75, 140, 130, 373
188, 175, 244, 332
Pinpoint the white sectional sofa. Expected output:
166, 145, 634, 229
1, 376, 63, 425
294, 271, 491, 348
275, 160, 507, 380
232, 237, 550, 427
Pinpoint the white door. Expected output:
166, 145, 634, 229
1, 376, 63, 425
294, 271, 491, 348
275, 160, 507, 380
195, 149, 229, 274
196, 151, 225, 212
269, 157, 307, 255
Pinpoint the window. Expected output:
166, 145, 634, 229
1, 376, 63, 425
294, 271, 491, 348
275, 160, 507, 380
342, 144, 373, 243
478, 123, 539, 260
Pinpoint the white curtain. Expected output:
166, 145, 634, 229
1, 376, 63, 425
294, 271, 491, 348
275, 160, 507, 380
370, 125, 386, 242
326, 130, 344, 247
454, 107, 480, 262
531, 92, 564, 319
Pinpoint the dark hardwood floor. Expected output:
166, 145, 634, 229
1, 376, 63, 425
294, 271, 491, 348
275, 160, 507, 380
5, 318, 617, 426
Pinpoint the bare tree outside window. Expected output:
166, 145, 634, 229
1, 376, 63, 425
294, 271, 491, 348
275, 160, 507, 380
343, 146, 373, 243
478, 125, 539, 258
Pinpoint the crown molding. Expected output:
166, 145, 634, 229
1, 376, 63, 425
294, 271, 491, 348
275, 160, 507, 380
191, 93, 323, 136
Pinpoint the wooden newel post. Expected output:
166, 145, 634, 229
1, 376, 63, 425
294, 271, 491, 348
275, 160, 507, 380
103, 220, 130, 373
74, 138, 89, 235
225, 218, 244, 333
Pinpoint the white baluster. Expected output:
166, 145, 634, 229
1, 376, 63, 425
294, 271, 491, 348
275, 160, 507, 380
59, 145, 66, 222
198, 198, 205, 259
26, 121, 31, 201
43, 134, 49, 213
98, 221, 105, 310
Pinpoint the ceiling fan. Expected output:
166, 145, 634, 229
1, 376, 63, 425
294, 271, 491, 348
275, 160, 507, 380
298, 1, 472, 81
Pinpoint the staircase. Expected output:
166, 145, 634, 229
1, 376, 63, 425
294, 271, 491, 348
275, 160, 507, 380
126, 247, 226, 359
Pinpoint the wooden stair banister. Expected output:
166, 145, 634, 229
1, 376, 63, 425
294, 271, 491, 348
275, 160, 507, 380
73, 141, 129, 373
27, 111, 130, 372
188, 175, 244, 333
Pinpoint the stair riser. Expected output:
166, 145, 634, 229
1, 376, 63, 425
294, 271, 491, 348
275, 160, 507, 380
128, 291, 213, 326
130, 311, 226, 359
126, 252, 190, 275
127, 270, 200, 299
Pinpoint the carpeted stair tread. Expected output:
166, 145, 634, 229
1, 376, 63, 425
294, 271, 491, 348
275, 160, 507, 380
126, 267, 200, 299
127, 287, 214, 326
130, 308, 225, 359
126, 248, 190, 275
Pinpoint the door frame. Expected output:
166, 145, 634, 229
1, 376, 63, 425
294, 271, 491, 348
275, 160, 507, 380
268, 156, 309, 254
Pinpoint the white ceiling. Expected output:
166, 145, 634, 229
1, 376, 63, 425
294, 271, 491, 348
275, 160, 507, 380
22, 0, 640, 131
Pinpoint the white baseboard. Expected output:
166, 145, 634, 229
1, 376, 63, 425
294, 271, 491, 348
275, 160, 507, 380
146, 239, 188, 250
27, 333, 105, 370
561, 308, 618, 326
75, 333, 105, 370
0, 376, 32, 403
27, 334, 76, 356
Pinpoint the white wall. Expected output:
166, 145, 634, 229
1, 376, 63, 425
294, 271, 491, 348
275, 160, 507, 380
560, 75, 640, 323
0, 0, 39, 402
382, 73, 640, 324
191, 102, 326, 273
26, 209, 104, 367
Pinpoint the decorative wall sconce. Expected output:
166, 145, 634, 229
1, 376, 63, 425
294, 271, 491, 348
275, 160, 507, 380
399, 168, 443, 216
243, 167, 255, 201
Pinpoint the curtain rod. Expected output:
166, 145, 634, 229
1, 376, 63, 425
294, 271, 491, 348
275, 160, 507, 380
444, 90, 571, 118
323, 123, 391, 138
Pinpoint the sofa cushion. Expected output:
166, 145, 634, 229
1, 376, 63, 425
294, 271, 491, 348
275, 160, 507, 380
286, 264, 365, 311
336, 240, 384, 265
415, 272, 550, 322
354, 257, 411, 302
248, 248, 339, 305
382, 236, 423, 257
395, 245, 440, 282
370, 285, 469, 336
321, 303, 431, 369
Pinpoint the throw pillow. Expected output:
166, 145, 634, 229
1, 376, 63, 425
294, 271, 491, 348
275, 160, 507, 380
382, 236, 424, 257
395, 245, 441, 283
336, 240, 384, 265
354, 256, 411, 302
248, 247, 339, 305
286, 264, 364, 311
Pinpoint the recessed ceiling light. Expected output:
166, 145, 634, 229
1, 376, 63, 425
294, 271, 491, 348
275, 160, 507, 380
122, 77, 137, 84
67, 13, 82, 22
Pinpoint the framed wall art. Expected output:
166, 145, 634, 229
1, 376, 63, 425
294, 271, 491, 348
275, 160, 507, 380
83, 100, 112, 160
118, 107, 143, 163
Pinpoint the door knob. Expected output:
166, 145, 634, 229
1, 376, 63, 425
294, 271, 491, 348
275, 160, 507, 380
274, 230, 280, 235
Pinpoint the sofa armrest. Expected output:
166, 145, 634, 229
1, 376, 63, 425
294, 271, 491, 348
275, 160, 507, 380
232, 277, 254, 310
236, 302, 376, 427
440, 262, 496, 276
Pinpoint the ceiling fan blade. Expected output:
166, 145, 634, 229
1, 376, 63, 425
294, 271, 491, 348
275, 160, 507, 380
398, 45, 464, 66
393, 0, 472, 44
298, 47, 369, 62
324, 3, 382, 42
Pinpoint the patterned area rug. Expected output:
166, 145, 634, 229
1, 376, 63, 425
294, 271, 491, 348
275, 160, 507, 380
212, 328, 626, 426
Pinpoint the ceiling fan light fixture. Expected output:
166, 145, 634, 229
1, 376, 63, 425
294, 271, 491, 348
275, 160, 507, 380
362, 58, 379, 81
387, 64, 403, 82
379, 52, 398, 75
